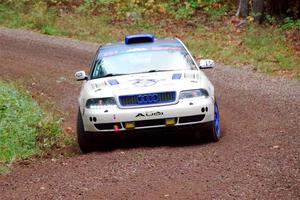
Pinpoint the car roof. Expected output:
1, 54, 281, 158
97, 38, 183, 59
101, 38, 181, 49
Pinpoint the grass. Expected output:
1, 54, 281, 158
0, 81, 70, 174
0, 164, 10, 175
190, 23, 299, 77
0, 1, 300, 80
0, 2, 300, 80
0, 2, 299, 79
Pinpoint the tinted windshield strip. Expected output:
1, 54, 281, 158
98, 46, 184, 58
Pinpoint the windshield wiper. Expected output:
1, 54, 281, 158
131, 69, 173, 74
101, 73, 126, 78
147, 69, 173, 73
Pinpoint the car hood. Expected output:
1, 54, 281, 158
86, 70, 212, 98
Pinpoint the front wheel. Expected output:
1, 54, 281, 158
77, 109, 94, 153
208, 100, 221, 142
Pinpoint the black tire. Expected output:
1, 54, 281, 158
77, 109, 93, 153
194, 101, 221, 142
207, 101, 221, 142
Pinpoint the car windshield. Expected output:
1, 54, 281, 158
91, 47, 197, 79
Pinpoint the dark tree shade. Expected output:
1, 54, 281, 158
266, 0, 300, 19
236, 0, 249, 17
253, 0, 264, 22
236, 0, 300, 21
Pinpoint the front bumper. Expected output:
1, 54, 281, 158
81, 97, 214, 132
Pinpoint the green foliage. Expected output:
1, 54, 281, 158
241, 26, 299, 72
172, 0, 197, 19
56, 14, 115, 42
0, 1, 57, 30
204, 4, 228, 19
265, 15, 300, 30
0, 164, 10, 175
41, 25, 60, 35
75, 0, 117, 15
265, 14, 277, 25
0, 0, 299, 79
0, 4, 23, 27
70, 0, 229, 20
280, 17, 300, 30
26, 1, 56, 29
186, 23, 299, 77
0, 81, 65, 165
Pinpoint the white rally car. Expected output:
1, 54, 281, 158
75, 34, 221, 152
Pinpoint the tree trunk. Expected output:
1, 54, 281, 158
252, 0, 264, 22
236, 0, 249, 17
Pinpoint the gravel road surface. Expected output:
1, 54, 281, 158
0, 28, 299, 200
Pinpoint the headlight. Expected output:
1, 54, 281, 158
179, 89, 209, 99
86, 97, 116, 109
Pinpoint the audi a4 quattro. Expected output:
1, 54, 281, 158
75, 34, 221, 152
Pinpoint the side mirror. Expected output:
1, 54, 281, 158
199, 59, 215, 69
75, 71, 87, 81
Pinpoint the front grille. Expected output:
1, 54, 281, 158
179, 115, 205, 123
119, 91, 176, 106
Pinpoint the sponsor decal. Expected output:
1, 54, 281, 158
101, 51, 119, 57
107, 79, 119, 86
126, 48, 148, 53
75, 72, 83, 78
184, 73, 200, 80
91, 82, 106, 89
131, 79, 163, 87
172, 73, 182, 80
151, 46, 182, 51
135, 111, 163, 118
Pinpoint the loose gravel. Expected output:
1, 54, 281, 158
0, 28, 299, 200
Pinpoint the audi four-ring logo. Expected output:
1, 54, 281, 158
137, 94, 159, 104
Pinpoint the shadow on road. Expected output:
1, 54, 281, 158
86, 130, 215, 153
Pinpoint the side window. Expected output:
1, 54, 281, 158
184, 53, 197, 70
89, 46, 102, 78
92, 60, 105, 78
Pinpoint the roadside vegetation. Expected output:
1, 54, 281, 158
0, 0, 299, 79
0, 81, 70, 174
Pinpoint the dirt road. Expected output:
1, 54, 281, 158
0, 28, 299, 200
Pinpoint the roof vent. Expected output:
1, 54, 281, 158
125, 34, 154, 45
